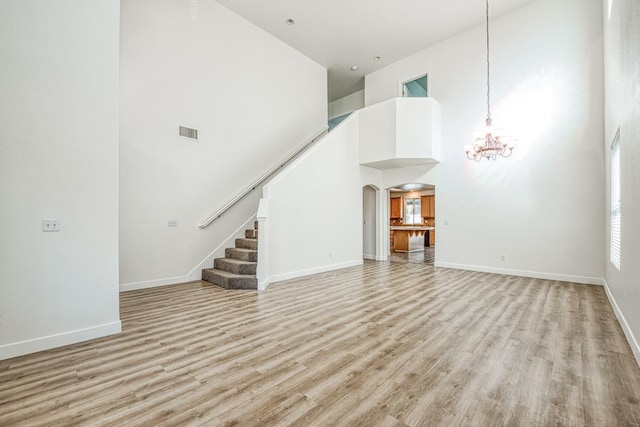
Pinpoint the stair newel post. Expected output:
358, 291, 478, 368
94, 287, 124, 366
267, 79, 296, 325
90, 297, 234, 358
256, 198, 269, 290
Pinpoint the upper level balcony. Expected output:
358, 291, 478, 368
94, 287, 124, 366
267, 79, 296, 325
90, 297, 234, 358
359, 97, 441, 170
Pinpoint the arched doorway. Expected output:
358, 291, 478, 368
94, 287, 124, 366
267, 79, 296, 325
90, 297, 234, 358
388, 182, 436, 265
362, 185, 377, 260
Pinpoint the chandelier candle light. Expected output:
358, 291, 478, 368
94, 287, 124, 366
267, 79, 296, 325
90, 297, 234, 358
464, 0, 516, 161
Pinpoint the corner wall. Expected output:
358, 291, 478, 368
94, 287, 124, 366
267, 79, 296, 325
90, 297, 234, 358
0, 0, 121, 359
366, 0, 605, 284
602, 0, 640, 364
119, 0, 327, 289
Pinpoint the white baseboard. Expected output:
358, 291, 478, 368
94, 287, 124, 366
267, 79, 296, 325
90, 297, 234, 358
0, 321, 121, 361
434, 262, 604, 286
120, 216, 256, 292
258, 277, 270, 291
603, 280, 640, 368
266, 259, 363, 286
120, 275, 191, 292
363, 253, 387, 261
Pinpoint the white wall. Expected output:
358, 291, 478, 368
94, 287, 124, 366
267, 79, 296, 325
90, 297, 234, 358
359, 100, 396, 164
329, 89, 364, 120
0, 0, 121, 359
260, 115, 363, 284
603, 0, 640, 363
367, 0, 605, 284
119, 0, 327, 289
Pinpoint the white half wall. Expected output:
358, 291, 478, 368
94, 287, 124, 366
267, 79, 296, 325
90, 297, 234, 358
119, 0, 327, 289
261, 116, 363, 284
0, 0, 121, 359
603, 0, 640, 365
367, 0, 605, 285
359, 97, 441, 168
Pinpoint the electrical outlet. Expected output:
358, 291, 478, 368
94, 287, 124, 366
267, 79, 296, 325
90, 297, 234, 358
501, 255, 506, 262
42, 219, 60, 232
168, 220, 178, 227
444, 220, 449, 226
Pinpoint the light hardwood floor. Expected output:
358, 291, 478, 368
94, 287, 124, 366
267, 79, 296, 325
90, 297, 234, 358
1, 259, 640, 426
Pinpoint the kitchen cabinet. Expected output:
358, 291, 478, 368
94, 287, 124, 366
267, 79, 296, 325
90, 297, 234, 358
421, 196, 429, 217
390, 197, 404, 219
429, 196, 435, 218
429, 229, 436, 246
421, 196, 435, 218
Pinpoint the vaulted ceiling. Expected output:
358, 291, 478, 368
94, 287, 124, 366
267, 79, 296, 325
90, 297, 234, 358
215, 0, 539, 101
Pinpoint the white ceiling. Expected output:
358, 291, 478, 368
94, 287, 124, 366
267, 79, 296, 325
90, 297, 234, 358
215, 0, 539, 102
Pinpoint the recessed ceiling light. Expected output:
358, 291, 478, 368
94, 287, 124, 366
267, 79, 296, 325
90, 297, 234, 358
373, 56, 381, 61
350, 66, 358, 71
285, 18, 295, 25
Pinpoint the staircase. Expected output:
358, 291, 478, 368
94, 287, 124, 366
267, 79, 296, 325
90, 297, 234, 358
202, 222, 258, 290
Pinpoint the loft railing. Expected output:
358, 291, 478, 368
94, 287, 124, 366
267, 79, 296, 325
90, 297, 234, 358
198, 127, 328, 229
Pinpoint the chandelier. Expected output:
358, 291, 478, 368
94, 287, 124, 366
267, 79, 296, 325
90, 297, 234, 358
464, 0, 516, 161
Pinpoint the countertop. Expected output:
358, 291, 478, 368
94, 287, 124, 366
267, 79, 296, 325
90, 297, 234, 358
390, 226, 435, 231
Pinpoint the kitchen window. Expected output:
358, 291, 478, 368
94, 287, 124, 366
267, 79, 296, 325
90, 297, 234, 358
611, 129, 621, 269
404, 198, 422, 224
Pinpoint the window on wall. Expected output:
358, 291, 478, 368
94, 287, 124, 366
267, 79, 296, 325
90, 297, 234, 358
610, 129, 621, 269
404, 198, 422, 224
401, 74, 428, 97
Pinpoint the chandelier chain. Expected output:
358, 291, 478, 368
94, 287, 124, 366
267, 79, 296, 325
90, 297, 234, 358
486, 0, 491, 122
463, 0, 516, 161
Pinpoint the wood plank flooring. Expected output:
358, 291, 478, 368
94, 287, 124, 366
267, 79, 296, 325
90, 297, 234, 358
2, 259, 640, 426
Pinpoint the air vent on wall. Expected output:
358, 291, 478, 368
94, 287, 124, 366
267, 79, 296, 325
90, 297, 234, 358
179, 125, 198, 140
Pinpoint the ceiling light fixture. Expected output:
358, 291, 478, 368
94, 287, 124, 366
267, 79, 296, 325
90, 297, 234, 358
285, 18, 295, 25
464, 0, 516, 162
373, 56, 381, 61
350, 66, 358, 71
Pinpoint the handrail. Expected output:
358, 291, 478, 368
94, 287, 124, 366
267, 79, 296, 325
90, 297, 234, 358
199, 127, 328, 228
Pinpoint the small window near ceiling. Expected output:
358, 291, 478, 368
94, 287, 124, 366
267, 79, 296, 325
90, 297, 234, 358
401, 74, 428, 97
610, 129, 621, 270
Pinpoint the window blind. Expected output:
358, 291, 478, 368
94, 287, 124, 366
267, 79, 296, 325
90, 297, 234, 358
610, 131, 621, 269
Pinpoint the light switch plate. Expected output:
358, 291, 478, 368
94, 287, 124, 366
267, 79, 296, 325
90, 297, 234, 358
42, 219, 60, 232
